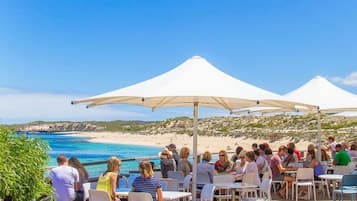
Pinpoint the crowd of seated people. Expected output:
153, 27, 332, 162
50, 136, 357, 201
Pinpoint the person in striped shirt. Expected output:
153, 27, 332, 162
132, 160, 163, 201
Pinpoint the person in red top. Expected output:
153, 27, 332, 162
288, 142, 301, 160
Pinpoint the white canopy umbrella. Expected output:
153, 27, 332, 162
284, 75, 357, 160
72, 56, 311, 201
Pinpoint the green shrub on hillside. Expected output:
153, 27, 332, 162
0, 127, 53, 201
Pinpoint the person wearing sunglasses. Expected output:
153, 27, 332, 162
215, 150, 234, 173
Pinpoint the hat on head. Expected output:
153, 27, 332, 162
158, 147, 172, 157
168, 143, 176, 148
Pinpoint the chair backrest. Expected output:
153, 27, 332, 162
296, 168, 314, 181
213, 174, 234, 184
197, 172, 212, 185
154, 171, 163, 178
167, 171, 185, 182
341, 174, 357, 187
334, 165, 353, 175
121, 175, 129, 188
200, 184, 215, 201
90, 182, 97, 189
242, 173, 260, 186
128, 192, 153, 201
260, 178, 272, 193
88, 189, 111, 201
82, 182, 91, 201
159, 180, 168, 191
183, 174, 192, 191
166, 179, 180, 191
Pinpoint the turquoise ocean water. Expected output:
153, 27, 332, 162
24, 132, 161, 179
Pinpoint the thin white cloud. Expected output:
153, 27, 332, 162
331, 72, 357, 86
0, 89, 145, 124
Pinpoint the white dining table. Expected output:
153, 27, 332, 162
214, 182, 258, 201
116, 191, 192, 201
318, 174, 343, 196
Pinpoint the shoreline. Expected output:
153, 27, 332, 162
67, 131, 313, 153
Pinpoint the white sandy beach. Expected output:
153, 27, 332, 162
69, 131, 313, 154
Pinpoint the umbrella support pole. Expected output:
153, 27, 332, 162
192, 102, 198, 201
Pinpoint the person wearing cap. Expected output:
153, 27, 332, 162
159, 148, 175, 178
167, 143, 179, 166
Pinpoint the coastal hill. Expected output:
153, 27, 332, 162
10, 114, 357, 143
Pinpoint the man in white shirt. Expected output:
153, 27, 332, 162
50, 155, 80, 201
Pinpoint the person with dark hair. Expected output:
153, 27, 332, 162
252, 143, 258, 152
68, 157, 89, 201
159, 148, 174, 178
264, 147, 273, 166
96, 157, 121, 201
282, 148, 297, 168
326, 135, 337, 158
270, 146, 297, 199
50, 155, 80, 201
287, 142, 302, 160
231, 146, 243, 163
132, 161, 163, 201
256, 144, 268, 177
333, 144, 351, 166
348, 143, 357, 158
167, 143, 179, 166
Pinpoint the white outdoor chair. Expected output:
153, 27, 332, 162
82, 182, 91, 201
167, 171, 185, 189
154, 171, 163, 178
213, 175, 234, 200
292, 168, 316, 201
236, 173, 259, 199
200, 184, 216, 201
183, 174, 192, 192
259, 178, 272, 201
334, 165, 353, 175
88, 189, 111, 201
128, 192, 153, 201
314, 165, 331, 199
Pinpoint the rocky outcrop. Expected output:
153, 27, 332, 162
18, 122, 104, 132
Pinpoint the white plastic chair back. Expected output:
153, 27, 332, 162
128, 192, 153, 201
260, 178, 272, 201
90, 182, 97, 189
121, 175, 129, 188
159, 180, 168, 191
213, 174, 234, 184
296, 168, 314, 181
243, 173, 260, 186
166, 179, 180, 191
154, 171, 162, 178
183, 174, 192, 192
334, 165, 352, 175
82, 182, 91, 201
88, 189, 111, 201
167, 171, 185, 182
200, 184, 215, 201
197, 172, 212, 186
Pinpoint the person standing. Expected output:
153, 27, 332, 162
50, 155, 80, 201
167, 143, 179, 167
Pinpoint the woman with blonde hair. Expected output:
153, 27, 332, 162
96, 156, 121, 201
178, 147, 192, 176
215, 150, 233, 173
132, 160, 163, 201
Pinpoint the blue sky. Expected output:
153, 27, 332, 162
1, 1, 357, 123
